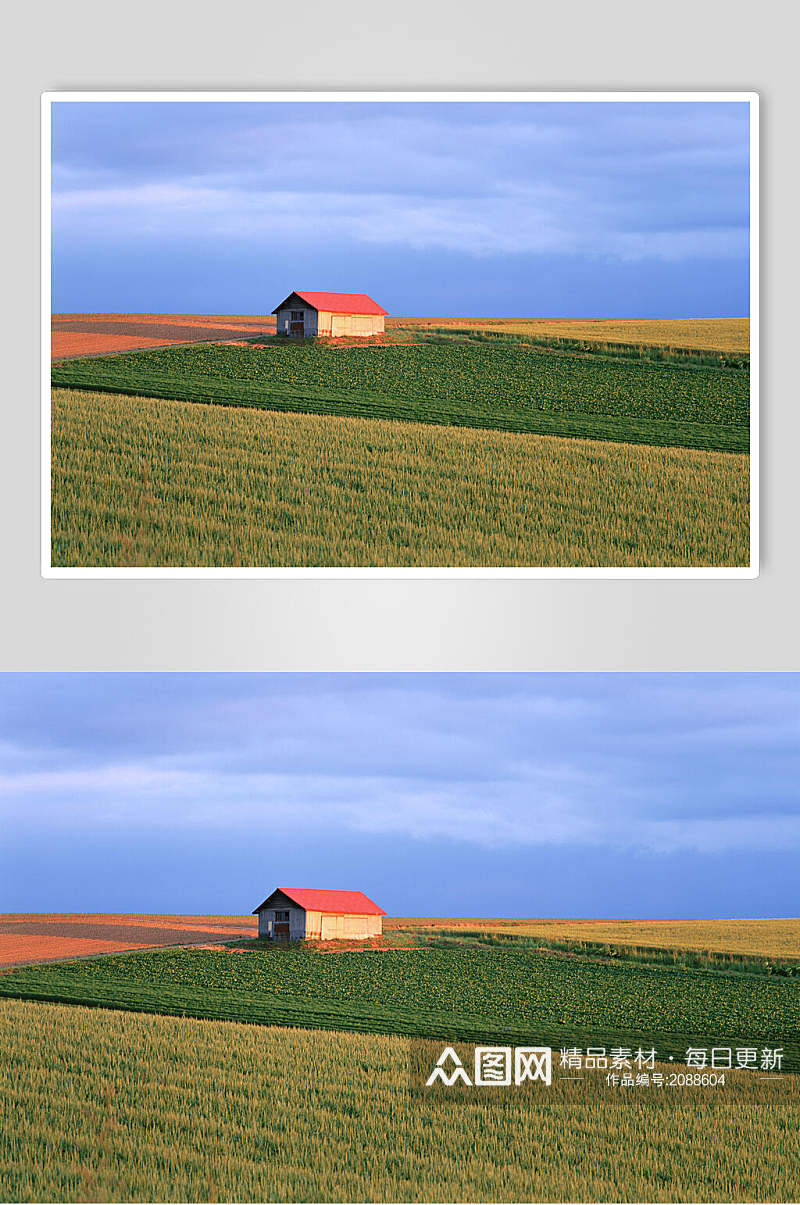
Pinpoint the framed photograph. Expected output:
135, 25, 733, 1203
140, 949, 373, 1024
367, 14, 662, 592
43, 92, 757, 577
1, 671, 797, 1204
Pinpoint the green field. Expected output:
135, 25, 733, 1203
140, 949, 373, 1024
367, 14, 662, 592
50, 328, 752, 569
2, 999, 796, 1203
51, 337, 749, 452
1, 942, 797, 1067
3, 918, 796, 1200
51, 389, 749, 568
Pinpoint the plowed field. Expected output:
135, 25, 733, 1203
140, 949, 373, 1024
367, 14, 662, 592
0, 913, 256, 966
51, 314, 274, 359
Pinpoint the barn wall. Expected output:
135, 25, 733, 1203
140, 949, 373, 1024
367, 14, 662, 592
319, 913, 383, 940
257, 905, 306, 938
258, 910, 382, 940
328, 313, 384, 337
275, 307, 384, 338
275, 307, 318, 337
304, 910, 323, 939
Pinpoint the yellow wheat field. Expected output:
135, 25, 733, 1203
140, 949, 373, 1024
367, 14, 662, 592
391, 317, 750, 354
497, 918, 800, 959
1, 999, 797, 1203
51, 389, 749, 569
388, 918, 800, 959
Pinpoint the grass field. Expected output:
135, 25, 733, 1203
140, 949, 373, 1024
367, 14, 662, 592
2, 915, 795, 1200
51, 389, 749, 569
389, 918, 800, 960
50, 319, 751, 569
2, 941, 797, 1067
51, 338, 749, 452
392, 317, 750, 354
1, 998, 796, 1203
490, 918, 800, 960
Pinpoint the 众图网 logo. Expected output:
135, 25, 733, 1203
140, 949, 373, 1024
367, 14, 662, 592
426, 1046, 552, 1087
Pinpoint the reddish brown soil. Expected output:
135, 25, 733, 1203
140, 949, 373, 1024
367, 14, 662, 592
305, 936, 415, 952
230, 935, 421, 954
52, 332, 187, 358
51, 314, 275, 360
50, 313, 422, 361
0, 913, 257, 967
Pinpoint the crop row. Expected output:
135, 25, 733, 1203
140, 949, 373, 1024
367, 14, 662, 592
1, 967, 796, 1070
51, 340, 750, 451
440, 917, 800, 960
48, 366, 748, 454
41, 944, 798, 1038
2, 945, 797, 1051
414, 328, 749, 369
82, 340, 751, 426
4, 997, 796, 1204
51, 389, 750, 569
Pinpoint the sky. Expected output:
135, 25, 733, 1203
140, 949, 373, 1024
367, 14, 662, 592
1, 673, 796, 918
50, 100, 751, 318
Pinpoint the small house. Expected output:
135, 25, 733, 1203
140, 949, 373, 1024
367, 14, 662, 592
272, 291, 388, 338
252, 887, 386, 941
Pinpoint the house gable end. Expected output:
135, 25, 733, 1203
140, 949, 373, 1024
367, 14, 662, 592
271, 292, 319, 315
252, 888, 305, 915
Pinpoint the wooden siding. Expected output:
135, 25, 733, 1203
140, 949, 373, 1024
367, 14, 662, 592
257, 905, 305, 939
322, 312, 385, 337
275, 306, 318, 338
256, 888, 306, 939
318, 913, 382, 940
256, 905, 382, 941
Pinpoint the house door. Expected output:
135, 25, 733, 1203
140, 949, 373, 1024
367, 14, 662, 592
290, 322, 304, 336
274, 923, 290, 937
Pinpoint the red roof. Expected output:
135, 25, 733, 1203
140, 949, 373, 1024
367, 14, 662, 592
273, 291, 388, 316
253, 888, 386, 916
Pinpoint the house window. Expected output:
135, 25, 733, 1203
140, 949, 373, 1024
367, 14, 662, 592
290, 310, 303, 321
275, 910, 290, 922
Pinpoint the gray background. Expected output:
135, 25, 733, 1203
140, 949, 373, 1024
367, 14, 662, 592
3, 0, 797, 670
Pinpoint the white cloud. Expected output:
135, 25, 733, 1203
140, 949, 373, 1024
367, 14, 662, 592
0, 763, 204, 797
1, 754, 797, 855
52, 179, 747, 263
2, 676, 794, 860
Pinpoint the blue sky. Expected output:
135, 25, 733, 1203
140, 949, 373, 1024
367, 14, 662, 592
1, 674, 796, 917
51, 100, 750, 317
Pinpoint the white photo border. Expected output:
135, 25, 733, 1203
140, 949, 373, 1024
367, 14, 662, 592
41, 90, 759, 579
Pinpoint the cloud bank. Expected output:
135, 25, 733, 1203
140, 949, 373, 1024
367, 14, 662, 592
0, 674, 796, 856
50, 101, 751, 314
